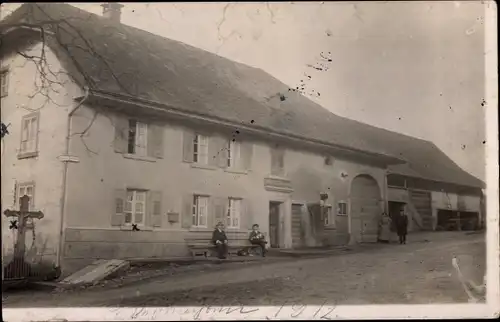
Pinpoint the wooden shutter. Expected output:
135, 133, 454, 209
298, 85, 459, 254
242, 198, 254, 231
240, 141, 253, 170
111, 189, 126, 226
181, 194, 193, 228
212, 197, 226, 229
35, 112, 41, 152
208, 136, 219, 167
218, 138, 229, 168
147, 124, 164, 159
30, 182, 36, 209
13, 181, 18, 208
149, 191, 163, 227
114, 115, 129, 153
182, 130, 195, 163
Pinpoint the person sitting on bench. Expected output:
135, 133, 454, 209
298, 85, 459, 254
249, 224, 267, 257
212, 221, 228, 259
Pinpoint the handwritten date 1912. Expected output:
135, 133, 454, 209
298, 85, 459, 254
266, 300, 337, 320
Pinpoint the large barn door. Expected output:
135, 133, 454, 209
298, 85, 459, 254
350, 175, 382, 243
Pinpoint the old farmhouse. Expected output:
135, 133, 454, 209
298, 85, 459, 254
0, 3, 485, 274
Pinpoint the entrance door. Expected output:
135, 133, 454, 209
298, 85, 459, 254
291, 204, 305, 248
269, 202, 281, 248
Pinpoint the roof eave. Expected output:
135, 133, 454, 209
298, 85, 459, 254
79, 90, 405, 166
387, 170, 485, 190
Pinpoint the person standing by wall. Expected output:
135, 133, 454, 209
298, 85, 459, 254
377, 212, 392, 243
397, 209, 409, 244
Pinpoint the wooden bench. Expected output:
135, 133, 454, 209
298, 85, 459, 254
185, 231, 262, 258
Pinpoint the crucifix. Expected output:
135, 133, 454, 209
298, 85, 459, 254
4, 195, 44, 260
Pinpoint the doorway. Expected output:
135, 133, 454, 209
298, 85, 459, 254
350, 174, 382, 243
291, 203, 305, 248
269, 201, 281, 248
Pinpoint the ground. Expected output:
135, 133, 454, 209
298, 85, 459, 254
3, 231, 486, 308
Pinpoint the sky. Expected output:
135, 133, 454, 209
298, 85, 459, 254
1, 2, 489, 180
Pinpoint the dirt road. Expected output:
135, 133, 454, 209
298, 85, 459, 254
3, 232, 485, 307
108, 233, 485, 306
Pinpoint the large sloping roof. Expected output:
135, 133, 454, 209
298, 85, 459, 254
0, 3, 485, 189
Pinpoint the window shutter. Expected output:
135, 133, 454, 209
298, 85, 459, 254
240, 141, 253, 170
30, 183, 36, 209
218, 138, 229, 168
148, 191, 163, 227
13, 181, 18, 208
35, 113, 40, 151
242, 199, 254, 231
147, 124, 164, 159
212, 197, 226, 229
111, 189, 126, 226
181, 194, 193, 228
208, 136, 219, 167
182, 130, 195, 163
113, 115, 129, 153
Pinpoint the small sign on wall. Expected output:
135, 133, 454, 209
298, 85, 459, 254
167, 212, 179, 223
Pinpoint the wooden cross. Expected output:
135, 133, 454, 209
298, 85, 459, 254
3, 195, 44, 259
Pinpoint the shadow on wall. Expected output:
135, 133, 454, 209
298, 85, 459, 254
289, 167, 326, 202
290, 167, 351, 247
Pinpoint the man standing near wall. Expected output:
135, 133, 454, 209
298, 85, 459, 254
396, 209, 409, 244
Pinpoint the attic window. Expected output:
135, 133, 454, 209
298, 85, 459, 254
324, 156, 333, 166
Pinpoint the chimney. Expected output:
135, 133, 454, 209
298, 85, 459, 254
101, 3, 124, 23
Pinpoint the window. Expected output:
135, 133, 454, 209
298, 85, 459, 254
18, 183, 35, 210
338, 201, 347, 216
127, 120, 148, 156
192, 195, 208, 227
227, 198, 241, 228
324, 206, 333, 226
0, 70, 8, 97
193, 134, 209, 164
387, 175, 406, 188
124, 190, 146, 226
227, 140, 240, 168
271, 145, 285, 176
20, 114, 38, 153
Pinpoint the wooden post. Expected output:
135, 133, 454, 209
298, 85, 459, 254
457, 211, 461, 231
